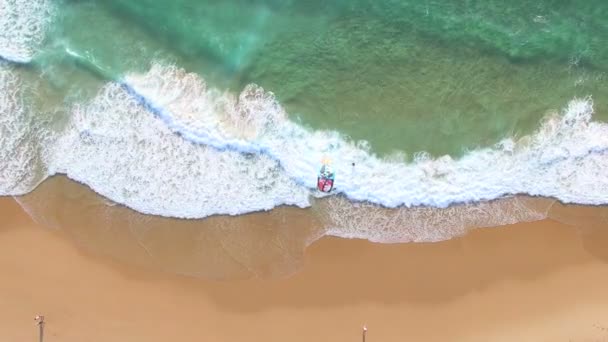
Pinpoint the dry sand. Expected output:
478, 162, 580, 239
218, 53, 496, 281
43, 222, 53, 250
1, 195, 608, 342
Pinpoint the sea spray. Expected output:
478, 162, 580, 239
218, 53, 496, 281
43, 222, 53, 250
0, 60, 600, 244
3, 0, 608, 245
52, 82, 311, 217
3, 62, 608, 220
0, 0, 53, 63
0, 64, 52, 194
123, 64, 608, 210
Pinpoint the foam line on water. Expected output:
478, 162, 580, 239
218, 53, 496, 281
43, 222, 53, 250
2, 62, 608, 241
3, 3, 608, 243
49, 81, 311, 218
122, 64, 608, 209
319, 195, 554, 243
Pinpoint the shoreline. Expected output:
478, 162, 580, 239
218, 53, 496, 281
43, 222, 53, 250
2, 196, 608, 341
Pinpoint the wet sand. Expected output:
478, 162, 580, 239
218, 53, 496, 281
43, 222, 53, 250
1, 195, 608, 341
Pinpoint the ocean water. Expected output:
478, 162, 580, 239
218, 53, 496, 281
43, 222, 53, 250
2, 0, 608, 243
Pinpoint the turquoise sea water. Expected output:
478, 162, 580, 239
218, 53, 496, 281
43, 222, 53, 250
38, 0, 608, 156
2, 0, 608, 242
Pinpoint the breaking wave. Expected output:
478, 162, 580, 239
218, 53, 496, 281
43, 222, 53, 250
1, 62, 607, 240
1, 0, 608, 242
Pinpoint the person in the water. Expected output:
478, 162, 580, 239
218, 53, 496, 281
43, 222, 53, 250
317, 163, 335, 192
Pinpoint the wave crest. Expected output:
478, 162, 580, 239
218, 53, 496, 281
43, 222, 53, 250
122, 64, 608, 209
54, 81, 310, 218
2, 62, 608, 242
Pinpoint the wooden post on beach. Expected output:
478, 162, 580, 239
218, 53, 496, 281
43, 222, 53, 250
362, 325, 367, 342
35, 315, 45, 342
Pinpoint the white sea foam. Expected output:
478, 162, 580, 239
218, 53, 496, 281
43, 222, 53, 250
0, 63, 50, 194
1, 0, 607, 245
3, 61, 608, 242
0, 0, 53, 62
51, 82, 311, 218
123, 64, 608, 210
319, 196, 554, 243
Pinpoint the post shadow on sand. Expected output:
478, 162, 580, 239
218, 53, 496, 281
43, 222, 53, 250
12, 175, 608, 314
35, 315, 45, 342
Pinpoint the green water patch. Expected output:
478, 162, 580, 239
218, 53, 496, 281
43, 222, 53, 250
32, 0, 608, 157
98, 0, 333, 75
361, 0, 608, 69
40, 1, 166, 78
244, 15, 608, 156
99, 0, 608, 70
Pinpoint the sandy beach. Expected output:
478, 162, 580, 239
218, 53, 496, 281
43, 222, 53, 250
1, 190, 608, 342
